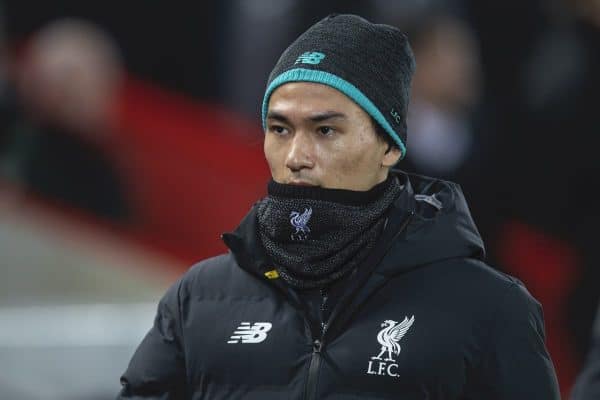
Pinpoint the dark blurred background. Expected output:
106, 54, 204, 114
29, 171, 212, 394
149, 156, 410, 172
0, 1, 598, 398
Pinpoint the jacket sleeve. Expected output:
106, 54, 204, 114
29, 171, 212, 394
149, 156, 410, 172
570, 304, 600, 400
470, 282, 560, 399
116, 278, 187, 399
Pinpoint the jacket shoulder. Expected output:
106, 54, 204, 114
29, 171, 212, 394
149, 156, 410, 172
451, 257, 531, 290
422, 258, 542, 318
178, 252, 269, 299
186, 253, 238, 278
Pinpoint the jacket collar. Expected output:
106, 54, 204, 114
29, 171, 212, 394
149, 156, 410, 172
222, 170, 485, 280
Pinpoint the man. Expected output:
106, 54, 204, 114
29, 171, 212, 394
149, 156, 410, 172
117, 14, 559, 399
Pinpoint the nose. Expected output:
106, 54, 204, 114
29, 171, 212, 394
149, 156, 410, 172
285, 131, 315, 172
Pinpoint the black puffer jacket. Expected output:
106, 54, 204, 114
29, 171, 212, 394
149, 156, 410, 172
117, 172, 560, 399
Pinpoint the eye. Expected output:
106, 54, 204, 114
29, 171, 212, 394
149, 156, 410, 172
318, 126, 335, 136
269, 125, 289, 135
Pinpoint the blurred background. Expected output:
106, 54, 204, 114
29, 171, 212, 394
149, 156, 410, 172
0, 0, 597, 398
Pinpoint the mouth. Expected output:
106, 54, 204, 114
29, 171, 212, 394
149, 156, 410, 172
287, 180, 318, 187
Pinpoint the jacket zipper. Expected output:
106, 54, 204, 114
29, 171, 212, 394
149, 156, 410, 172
320, 288, 329, 336
305, 338, 323, 400
304, 289, 328, 400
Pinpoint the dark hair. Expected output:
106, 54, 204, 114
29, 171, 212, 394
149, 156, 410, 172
370, 117, 398, 154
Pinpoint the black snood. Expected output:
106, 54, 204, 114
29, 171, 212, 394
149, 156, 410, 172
257, 177, 401, 289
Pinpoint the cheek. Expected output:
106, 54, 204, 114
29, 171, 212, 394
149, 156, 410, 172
343, 132, 381, 168
321, 133, 382, 181
263, 137, 283, 176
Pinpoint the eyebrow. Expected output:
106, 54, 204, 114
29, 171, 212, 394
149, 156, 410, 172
308, 111, 347, 122
266, 111, 291, 125
266, 110, 348, 124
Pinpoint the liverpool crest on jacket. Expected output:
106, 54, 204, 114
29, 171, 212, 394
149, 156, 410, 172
366, 316, 415, 378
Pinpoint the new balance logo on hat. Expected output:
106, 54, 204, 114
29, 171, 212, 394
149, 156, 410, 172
227, 322, 273, 344
295, 51, 325, 65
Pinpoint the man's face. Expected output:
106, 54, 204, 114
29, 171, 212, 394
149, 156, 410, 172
264, 83, 401, 191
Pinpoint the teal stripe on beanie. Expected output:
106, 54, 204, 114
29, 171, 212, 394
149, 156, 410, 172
262, 68, 407, 159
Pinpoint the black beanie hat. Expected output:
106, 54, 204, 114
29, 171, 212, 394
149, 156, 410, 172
262, 14, 416, 158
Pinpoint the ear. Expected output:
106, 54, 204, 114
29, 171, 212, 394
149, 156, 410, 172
381, 146, 402, 168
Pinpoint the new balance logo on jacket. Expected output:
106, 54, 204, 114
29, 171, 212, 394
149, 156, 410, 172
227, 322, 272, 344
